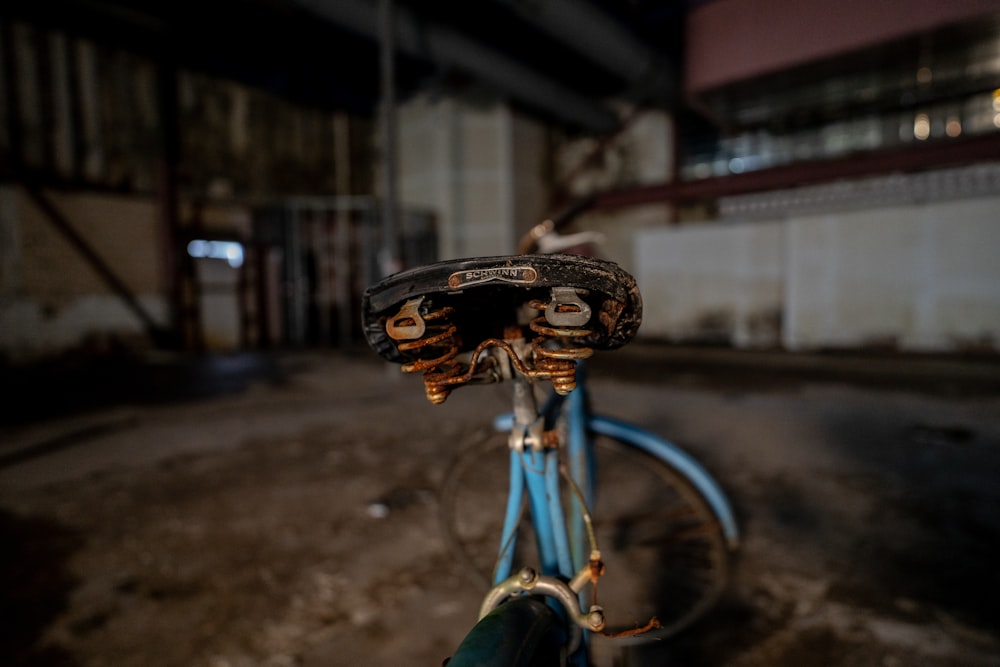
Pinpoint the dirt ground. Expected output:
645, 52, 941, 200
2, 346, 999, 666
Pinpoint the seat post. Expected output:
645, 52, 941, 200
509, 371, 545, 452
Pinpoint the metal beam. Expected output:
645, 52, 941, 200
593, 132, 1000, 209
496, 0, 666, 88
291, 0, 619, 132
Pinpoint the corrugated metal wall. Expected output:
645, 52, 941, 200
0, 17, 373, 199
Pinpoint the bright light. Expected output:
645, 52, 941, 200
946, 117, 962, 137
914, 113, 931, 140
187, 240, 244, 268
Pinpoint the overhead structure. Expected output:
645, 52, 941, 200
494, 0, 674, 102
292, 0, 621, 132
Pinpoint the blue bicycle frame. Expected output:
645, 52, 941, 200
489, 363, 739, 661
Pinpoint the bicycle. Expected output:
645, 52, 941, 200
362, 245, 739, 665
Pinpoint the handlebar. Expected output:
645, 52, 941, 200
516, 195, 596, 254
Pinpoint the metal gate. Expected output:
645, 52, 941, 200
251, 197, 437, 348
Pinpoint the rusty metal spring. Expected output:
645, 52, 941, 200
528, 299, 594, 395
397, 306, 460, 374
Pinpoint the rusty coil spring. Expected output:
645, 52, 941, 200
528, 299, 594, 395
395, 306, 467, 404
397, 306, 460, 371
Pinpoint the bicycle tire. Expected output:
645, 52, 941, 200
445, 596, 567, 667
439, 428, 729, 641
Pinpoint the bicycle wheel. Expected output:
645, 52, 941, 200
439, 429, 535, 591
439, 428, 729, 640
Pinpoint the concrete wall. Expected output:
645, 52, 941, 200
634, 194, 1000, 352
0, 187, 168, 362
635, 221, 784, 347
785, 196, 1000, 351
396, 95, 550, 260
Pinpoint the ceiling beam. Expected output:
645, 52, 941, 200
495, 0, 666, 86
291, 0, 620, 132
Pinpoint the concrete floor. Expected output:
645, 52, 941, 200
2, 346, 999, 666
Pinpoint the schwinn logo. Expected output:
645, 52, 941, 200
448, 265, 539, 288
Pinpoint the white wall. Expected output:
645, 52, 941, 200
635, 194, 1000, 352
785, 196, 1000, 351
635, 221, 784, 347
395, 95, 549, 260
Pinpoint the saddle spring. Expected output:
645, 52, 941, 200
528, 298, 594, 395
385, 289, 595, 403
385, 297, 463, 403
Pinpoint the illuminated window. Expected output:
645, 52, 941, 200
187, 240, 244, 268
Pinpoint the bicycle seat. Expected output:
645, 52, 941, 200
362, 254, 642, 401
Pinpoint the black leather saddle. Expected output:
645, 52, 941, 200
362, 254, 642, 366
